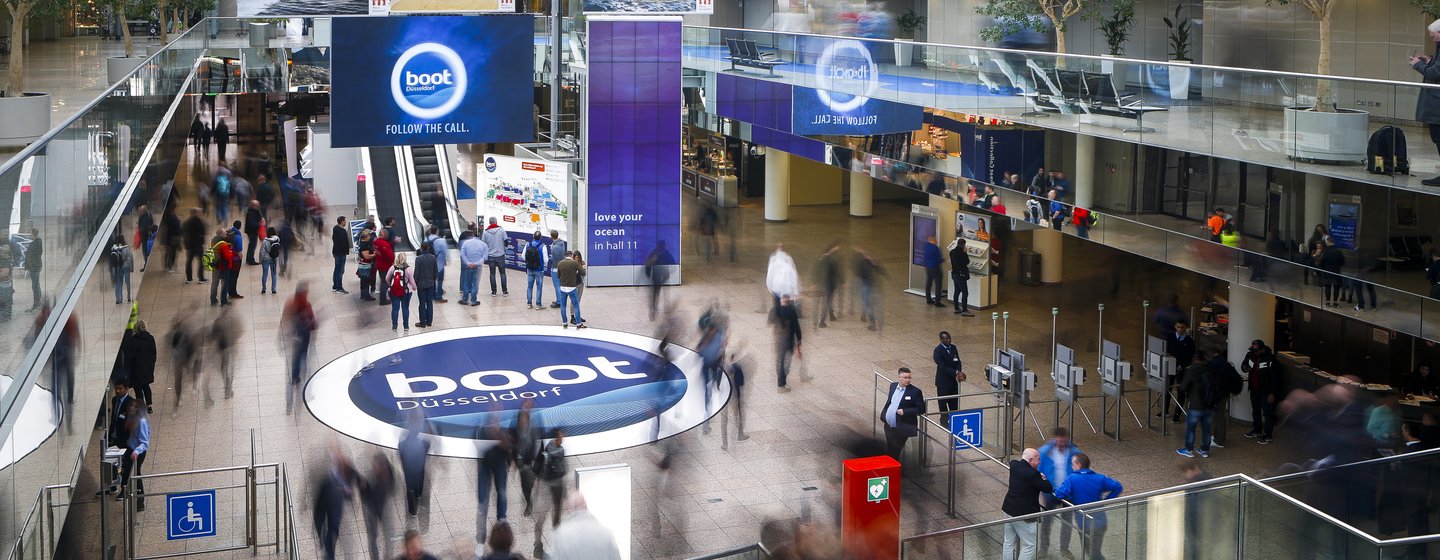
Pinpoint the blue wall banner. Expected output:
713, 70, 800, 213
584, 18, 683, 286
792, 86, 924, 136
330, 15, 534, 148
957, 124, 1046, 187
306, 326, 724, 457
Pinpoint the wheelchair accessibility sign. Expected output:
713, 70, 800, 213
167, 490, 216, 540
949, 409, 984, 450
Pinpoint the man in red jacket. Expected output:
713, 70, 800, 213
374, 229, 396, 306
209, 228, 234, 307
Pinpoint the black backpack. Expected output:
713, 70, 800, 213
524, 243, 541, 269
268, 239, 281, 260
1366, 126, 1409, 176
539, 443, 567, 480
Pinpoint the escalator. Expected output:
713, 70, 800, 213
365, 146, 412, 251
411, 145, 452, 238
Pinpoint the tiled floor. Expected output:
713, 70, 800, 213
75, 128, 1321, 559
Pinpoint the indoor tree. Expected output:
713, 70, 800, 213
1265, 0, 1339, 111
97, 0, 155, 58
1411, 0, 1439, 19
2, 0, 65, 97
977, 0, 1116, 55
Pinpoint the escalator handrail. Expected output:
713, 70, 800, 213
433, 145, 465, 243
396, 146, 427, 247
359, 148, 380, 225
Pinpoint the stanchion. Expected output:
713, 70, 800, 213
990, 312, 999, 363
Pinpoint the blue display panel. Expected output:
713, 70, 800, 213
791, 86, 924, 136
716, 73, 792, 132
330, 15, 535, 148
586, 19, 682, 270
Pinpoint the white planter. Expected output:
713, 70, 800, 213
1100, 54, 1115, 74
0, 93, 52, 148
894, 39, 914, 67
1283, 107, 1370, 164
1168, 60, 1191, 100
1102, 54, 1127, 94
314, 18, 332, 47
106, 56, 146, 84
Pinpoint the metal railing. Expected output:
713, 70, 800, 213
686, 542, 769, 560
123, 462, 289, 559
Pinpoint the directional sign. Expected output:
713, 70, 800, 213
949, 409, 984, 450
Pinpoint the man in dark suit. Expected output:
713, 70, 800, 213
933, 331, 964, 413
881, 367, 925, 461
1002, 448, 1052, 560
1164, 321, 1197, 423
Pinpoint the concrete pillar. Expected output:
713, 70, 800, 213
1226, 283, 1276, 422
1074, 134, 1095, 209
1034, 228, 1063, 284
1302, 174, 1331, 239
764, 150, 791, 223
849, 171, 873, 217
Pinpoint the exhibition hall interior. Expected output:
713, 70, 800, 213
2, 0, 1440, 558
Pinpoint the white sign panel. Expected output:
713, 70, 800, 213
478, 153, 571, 238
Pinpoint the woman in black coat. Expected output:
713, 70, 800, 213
127, 321, 158, 413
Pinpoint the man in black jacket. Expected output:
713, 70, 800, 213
243, 200, 263, 265
933, 331, 964, 413
181, 208, 208, 283
1164, 321, 1197, 423
1002, 448, 1052, 560
950, 235, 973, 316
880, 367, 925, 461
1242, 339, 1280, 444
331, 216, 351, 294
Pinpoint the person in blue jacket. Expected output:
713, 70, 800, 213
922, 236, 943, 306
1052, 453, 1124, 560
1037, 427, 1083, 556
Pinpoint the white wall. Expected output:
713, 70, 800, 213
311, 130, 360, 208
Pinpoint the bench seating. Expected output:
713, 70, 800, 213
723, 38, 786, 75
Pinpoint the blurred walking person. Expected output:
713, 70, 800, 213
774, 294, 802, 389
359, 453, 395, 560
168, 318, 200, 410
550, 494, 622, 560
210, 309, 238, 399
282, 284, 317, 414
50, 311, 78, 430
766, 244, 799, 316
398, 412, 431, 518
182, 208, 207, 283
313, 445, 357, 560
854, 248, 886, 331
128, 320, 157, 413
815, 241, 843, 327
644, 241, 675, 320
512, 400, 543, 517
474, 418, 514, 555
25, 227, 42, 310
533, 431, 569, 557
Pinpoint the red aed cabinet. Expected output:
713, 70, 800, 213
841, 456, 901, 560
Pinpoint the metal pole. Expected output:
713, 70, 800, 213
1098, 303, 1107, 439
1002, 311, 1010, 353
947, 432, 957, 518
991, 312, 999, 363
125, 476, 135, 560
248, 430, 257, 551
550, 11, 563, 149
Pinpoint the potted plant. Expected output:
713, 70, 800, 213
1163, 5, 1192, 100
1269, 0, 1370, 163
1098, 0, 1134, 88
894, 9, 926, 67
99, 0, 155, 83
0, 0, 64, 147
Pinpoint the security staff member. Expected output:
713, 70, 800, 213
933, 331, 965, 413
881, 367, 926, 462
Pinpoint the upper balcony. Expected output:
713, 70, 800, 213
681, 26, 1440, 194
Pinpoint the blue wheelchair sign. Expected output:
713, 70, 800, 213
949, 409, 984, 450
167, 490, 217, 540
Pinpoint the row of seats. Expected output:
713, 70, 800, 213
722, 38, 786, 76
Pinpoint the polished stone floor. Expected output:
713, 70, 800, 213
74, 127, 1325, 559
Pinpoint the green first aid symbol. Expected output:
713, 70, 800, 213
866, 476, 890, 502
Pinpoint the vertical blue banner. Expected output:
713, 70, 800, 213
586, 18, 683, 285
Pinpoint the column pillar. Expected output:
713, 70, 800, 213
1074, 134, 1095, 209
1303, 174, 1331, 239
764, 150, 791, 223
849, 171, 873, 217
1226, 283, 1276, 422
1034, 228, 1063, 284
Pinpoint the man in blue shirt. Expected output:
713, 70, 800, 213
1047, 190, 1065, 231
1053, 453, 1123, 560
922, 236, 944, 307
1037, 428, 1083, 556
427, 225, 449, 303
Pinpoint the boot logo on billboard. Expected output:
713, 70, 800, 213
390, 42, 468, 120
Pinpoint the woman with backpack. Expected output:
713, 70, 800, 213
386, 252, 417, 331
259, 227, 280, 294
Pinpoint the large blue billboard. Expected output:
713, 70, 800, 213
792, 86, 925, 136
330, 15, 534, 148
585, 18, 682, 284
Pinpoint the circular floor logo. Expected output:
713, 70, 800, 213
814, 39, 879, 113
390, 42, 468, 120
306, 326, 726, 457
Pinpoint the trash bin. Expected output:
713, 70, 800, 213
248, 23, 270, 47
1018, 249, 1041, 286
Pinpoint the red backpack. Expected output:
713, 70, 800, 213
389, 269, 408, 298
